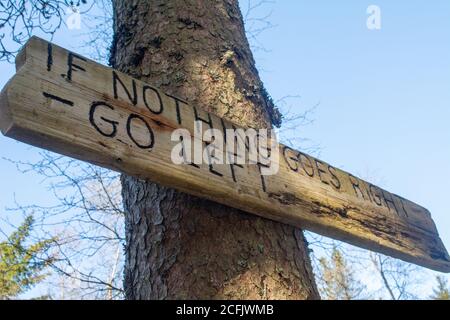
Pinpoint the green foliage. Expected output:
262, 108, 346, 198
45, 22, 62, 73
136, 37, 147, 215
0, 215, 54, 299
318, 247, 367, 300
431, 276, 450, 300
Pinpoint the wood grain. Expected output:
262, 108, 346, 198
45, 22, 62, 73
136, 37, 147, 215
1, 37, 449, 272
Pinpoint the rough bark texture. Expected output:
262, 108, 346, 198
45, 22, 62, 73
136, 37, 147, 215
111, 0, 319, 299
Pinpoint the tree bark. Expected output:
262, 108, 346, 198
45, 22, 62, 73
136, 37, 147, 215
111, 0, 319, 300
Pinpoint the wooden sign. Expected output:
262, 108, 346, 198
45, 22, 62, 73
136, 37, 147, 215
1, 37, 449, 272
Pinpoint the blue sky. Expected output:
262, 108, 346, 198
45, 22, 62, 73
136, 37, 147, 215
251, 0, 450, 247
0, 0, 449, 297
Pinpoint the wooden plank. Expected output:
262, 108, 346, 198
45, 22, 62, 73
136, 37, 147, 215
1, 36, 449, 272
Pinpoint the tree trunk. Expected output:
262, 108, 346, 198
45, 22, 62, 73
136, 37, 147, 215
111, 0, 319, 300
